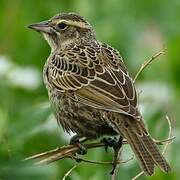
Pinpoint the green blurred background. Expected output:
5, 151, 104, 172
0, 0, 179, 179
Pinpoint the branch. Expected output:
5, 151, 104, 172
24, 136, 174, 165
24, 140, 127, 164
133, 49, 165, 82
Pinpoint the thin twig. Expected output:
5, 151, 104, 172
71, 155, 113, 165
163, 115, 173, 154
62, 156, 134, 180
111, 169, 117, 180
131, 171, 144, 180
62, 165, 77, 180
111, 136, 123, 179
154, 136, 175, 145
111, 154, 134, 180
133, 50, 165, 82
71, 154, 134, 166
111, 148, 122, 179
121, 155, 134, 164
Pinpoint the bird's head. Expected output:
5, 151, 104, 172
28, 13, 96, 50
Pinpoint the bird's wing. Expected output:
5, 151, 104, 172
47, 43, 140, 118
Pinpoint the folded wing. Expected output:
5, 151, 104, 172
47, 43, 140, 118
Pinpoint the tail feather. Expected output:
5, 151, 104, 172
117, 116, 171, 175
141, 135, 171, 173
121, 128, 155, 175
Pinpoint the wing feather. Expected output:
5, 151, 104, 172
47, 43, 140, 118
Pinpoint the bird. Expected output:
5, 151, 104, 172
28, 12, 171, 176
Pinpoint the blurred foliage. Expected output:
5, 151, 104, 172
0, 0, 179, 179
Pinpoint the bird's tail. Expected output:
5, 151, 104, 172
117, 116, 171, 176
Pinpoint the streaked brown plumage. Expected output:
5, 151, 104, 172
28, 12, 171, 175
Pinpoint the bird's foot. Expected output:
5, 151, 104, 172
70, 135, 87, 156
101, 137, 118, 152
101, 136, 123, 174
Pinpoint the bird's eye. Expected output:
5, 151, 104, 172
57, 22, 67, 30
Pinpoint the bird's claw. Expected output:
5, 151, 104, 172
101, 137, 118, 152
70, 135, 87, 156
76, 143, 87, 155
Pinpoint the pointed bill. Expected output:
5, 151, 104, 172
28, 20, 51, 34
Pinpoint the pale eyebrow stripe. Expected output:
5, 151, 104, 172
56, 20, 90, 29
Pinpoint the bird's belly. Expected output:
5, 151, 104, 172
51, 92, 117, 139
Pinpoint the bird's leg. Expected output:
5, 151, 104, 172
101, 136, 118, 152
101, 136, 123, 174
70, 134, 88, 155
110, 136, 123, 175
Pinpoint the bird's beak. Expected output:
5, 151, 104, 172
28, 20, 51, 34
